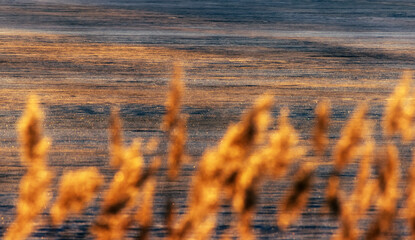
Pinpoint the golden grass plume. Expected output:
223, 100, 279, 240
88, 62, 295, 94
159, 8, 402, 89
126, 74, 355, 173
383, 71, 414, 141
334, 103, 368, 171
333, 141, 376, 240
5, 96, 52, 240
277, 163, 314, 230
50, 167, 103, 225
173, 95, 273, 240
92, 111, 144, 239
91, 139, 143, 239
264, 107, 303, 178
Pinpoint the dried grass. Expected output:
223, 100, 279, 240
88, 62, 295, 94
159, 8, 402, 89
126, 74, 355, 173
277, 163, 314, 230
50, 167, 103, 225
334, 103, 368, 172
366, 144, 400, 240
4, 71, 415, 240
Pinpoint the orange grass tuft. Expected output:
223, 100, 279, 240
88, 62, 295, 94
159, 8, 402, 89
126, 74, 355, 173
92, 139, 143, 239
173, 95, 273, 240
230, 106, 303, 235
50, 167, 103, 225
265, 108, 303, 178
6, 69, 415, 239
92, 111, 145, 239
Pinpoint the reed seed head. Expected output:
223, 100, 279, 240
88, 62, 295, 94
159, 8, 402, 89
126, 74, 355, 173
265, 107, 302, 178
277, 163, 314, 230
17, 95, 50, 165
5, 95, 52, 240
334, 103, 368, 171
50, 167, 103, 225
92, 139, 143, 239
383, 71, 414, 141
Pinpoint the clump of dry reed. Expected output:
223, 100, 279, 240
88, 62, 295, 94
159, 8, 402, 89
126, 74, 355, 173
326, 103, 368, 220
92, 109, 160, 239
172, 95, 273, 240
332, 141, 376, 240
50, 167, 103, 225
231, 106, 306, 237
6, 70, 415, 240
91, 110, 144, 239
171, 96, 310, 239
5, 96, 52, 240
327, 73, 415, 240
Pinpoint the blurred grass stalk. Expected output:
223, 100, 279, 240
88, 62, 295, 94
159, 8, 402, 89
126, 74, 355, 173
5, 96, 52, 240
